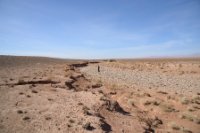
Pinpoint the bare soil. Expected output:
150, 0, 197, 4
0, 56, 200, 133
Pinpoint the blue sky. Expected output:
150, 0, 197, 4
0, 0, 200, 59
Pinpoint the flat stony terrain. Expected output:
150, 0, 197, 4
0, 56, 200, 133
81, 60, 200, 95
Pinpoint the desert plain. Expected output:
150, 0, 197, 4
0, 55, 200, 133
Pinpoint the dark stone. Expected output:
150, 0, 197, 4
32, 90, 38, 93
17, 110, 23, 114
83, 122, 95, 130
23, 116, 30, 121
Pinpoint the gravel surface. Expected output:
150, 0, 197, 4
81, 64, 200, 94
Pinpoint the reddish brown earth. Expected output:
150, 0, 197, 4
0, 56, 200, 133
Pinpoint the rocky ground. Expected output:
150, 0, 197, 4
0, 56, 200, 133
81, 59, 200, 95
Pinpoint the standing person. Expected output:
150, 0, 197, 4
98, 65, 100, 72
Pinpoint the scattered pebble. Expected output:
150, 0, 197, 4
23, 116, 30, 121
32, 90, 38, 93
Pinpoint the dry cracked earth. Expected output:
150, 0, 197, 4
0, 56, 200, 133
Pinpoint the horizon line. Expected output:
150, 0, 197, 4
1, 54, 200, 60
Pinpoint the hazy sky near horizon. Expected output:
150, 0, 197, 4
0, 0, 200, 59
